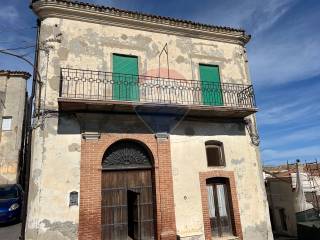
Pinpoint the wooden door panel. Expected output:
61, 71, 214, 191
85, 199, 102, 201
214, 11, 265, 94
199, 64, 223, 106
102, 171, 128, 240
112, 54, 139, 101
102, 170, 155, 240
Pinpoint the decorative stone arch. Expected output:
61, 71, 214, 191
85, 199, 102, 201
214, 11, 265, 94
102, 139, 154, 170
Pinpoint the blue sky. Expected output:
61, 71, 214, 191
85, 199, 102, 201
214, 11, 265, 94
0, 0, 319, 165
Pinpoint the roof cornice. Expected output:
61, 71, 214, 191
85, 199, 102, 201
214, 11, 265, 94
31, 0, 251, 46
0, 70, 31, 80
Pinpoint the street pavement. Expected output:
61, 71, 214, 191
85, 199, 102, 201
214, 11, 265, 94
0, 223, 21, 240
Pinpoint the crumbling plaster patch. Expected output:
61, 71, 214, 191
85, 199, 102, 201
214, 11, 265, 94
26, 220, 78, 240
68, 143, 80, 152
41, 219, 78, 240
244, 221, 272, 240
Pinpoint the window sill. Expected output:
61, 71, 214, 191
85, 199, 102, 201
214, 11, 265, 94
207, 165, 226, 168
212, 236, 239, 240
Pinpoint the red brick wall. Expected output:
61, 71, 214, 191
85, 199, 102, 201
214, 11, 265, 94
199, 170, 243, 240
78, 133, 176, 240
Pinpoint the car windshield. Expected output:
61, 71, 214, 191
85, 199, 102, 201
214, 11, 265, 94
0, 185, 18, 199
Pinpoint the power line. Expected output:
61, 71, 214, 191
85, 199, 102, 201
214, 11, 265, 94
0, 49, 41, 85
20, 51, 35, 58
0, 26, 37, 34
0, 45, 35, 51
0, 39, 35, 44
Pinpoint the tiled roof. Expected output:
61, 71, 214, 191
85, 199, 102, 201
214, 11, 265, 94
31, 0, 249, 38
0, 70, 31, 79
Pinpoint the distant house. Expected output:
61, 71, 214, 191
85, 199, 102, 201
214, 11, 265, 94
0, 70, 30, 184
264, 161, 320, 239
26, 0, 272, 240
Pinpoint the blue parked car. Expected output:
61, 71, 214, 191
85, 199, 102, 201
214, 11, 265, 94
0, 184, 23, 224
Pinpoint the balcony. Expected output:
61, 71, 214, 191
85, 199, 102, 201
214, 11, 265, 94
58, 68, 257, 118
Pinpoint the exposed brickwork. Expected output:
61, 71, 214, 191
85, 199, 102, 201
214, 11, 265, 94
79, 133, 176, 240
199, 170, 243, 240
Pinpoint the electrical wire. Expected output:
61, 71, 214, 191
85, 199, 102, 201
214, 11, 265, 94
0, 45, 35, 51
0, 26, 37, 33
0, 39, 35, 44
0, 49, 42, 85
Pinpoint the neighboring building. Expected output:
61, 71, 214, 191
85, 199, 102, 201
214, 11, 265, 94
27, 0, 272, 240
264, 171, 298, 238
264, 161, 320, 239
0, 70, 30, 184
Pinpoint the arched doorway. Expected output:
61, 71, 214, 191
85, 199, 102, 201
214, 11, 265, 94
101, 140, 155, 240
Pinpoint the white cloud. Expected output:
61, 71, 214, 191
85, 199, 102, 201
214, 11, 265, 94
262, 145, 320, 163
258, 95, 320, 126
190, 0, 319, 87
261, 125, 320, 149
0, 6, 18, 23
194, 0, 296, 32
249, 32, 320, 86
242, 0, 297, 34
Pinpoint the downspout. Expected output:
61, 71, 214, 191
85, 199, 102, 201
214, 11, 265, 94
20, 18, 41, 240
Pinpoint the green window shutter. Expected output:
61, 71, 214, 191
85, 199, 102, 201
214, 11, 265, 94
199, 64, 223, 106
112, 54, 139, 101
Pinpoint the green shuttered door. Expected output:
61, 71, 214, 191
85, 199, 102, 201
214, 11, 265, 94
199, 64, 223, 106
112, 54, 139, 101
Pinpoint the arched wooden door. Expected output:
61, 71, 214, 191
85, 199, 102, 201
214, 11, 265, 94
101, 140, 155, 240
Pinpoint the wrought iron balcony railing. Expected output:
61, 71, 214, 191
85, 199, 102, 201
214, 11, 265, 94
59, 68, 256, 110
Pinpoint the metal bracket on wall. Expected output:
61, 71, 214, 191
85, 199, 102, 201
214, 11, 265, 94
244, 117, 260, 146
155, 132, 169, 140
82, 132, 101, 141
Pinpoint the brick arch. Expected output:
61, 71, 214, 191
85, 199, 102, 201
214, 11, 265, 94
96, 137, 160, 169
199, 170, 243, 240
101, 139, 155, 169
79, 133, 176, 240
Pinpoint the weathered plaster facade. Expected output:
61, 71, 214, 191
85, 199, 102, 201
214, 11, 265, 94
171, 121, 271, 239
0, 71, 29, 184
27, 1, 272, 239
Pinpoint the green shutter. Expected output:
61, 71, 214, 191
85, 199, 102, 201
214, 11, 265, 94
199, 64, 223, 106
112, 54, 139, 101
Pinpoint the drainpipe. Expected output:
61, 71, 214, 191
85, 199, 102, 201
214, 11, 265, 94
20, 18, 41, 240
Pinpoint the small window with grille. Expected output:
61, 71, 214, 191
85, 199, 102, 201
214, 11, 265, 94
205, 141, 225, 167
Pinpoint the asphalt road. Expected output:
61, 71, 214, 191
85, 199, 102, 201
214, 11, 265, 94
0, 223, 21, 240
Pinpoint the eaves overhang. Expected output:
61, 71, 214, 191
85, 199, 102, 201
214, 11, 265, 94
31, 0, 251, 46
0, 70, 31, 80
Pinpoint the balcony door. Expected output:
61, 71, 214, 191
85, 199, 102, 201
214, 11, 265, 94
199, 64, 223, 106
112, 54, 139, 101
207, 178, 234, 237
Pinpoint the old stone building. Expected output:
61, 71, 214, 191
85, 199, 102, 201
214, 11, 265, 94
264, 161, 320, 239
27, 0, 272, 239
0, 70, 30, 184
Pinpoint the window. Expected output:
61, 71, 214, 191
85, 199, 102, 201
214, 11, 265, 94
205, 141, 225, 166
207, 178, 234, 237
1, 117, 12, 131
